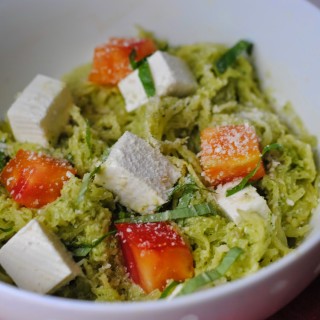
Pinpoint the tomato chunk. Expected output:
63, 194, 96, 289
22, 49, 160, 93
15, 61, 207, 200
116, 222, 194, 293
88, 38, 157, 85
200, 124, 265, 186
0, 150, 76, 208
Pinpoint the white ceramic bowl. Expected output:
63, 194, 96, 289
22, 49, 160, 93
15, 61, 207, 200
0, 0, 319, 319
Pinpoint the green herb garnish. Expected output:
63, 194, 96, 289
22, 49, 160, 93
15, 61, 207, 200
0, 151, 8, 172
115, 203, 216, 224
177, 192, 194, 208
177, 247, 243, 296
129, 49, 138, 69
159, 281, 180, 299
173, 182, 200, 209
138, 61, 156, 97
167, 182, 199, 203
214, 40, 253, 74
68, 230, 116, 258
226, 143, 282, 197
85, 119, 93, 157
129, 49, 156, 97
77, 147, 110, 203
156, 180, 210, 212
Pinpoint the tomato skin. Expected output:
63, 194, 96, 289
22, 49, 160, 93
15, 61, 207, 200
200, 125, 265, 186
0, 150, 76, 208
88, 38, 157, 85
116, 222, 194, 293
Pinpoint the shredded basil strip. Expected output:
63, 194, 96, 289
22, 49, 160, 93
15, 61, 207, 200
129, 49, 138, 69
85, 119, 93, 157
69, 230, 116, 258
226, 143, 282, 197
174, 182, 200, 209
177, 192, 194, 208
215, 40, 253, 74
165, 182, 199, 206
0, 151, 8, 172
77, 148, 110, 203
145, 181, 199, 212
115, 203, 216, 224
129, 49, 152, 70
177, 247, 243, 296
129, 49, 156, 97
118, 211, 128, 220
159, 281, 180, 299
138, 61, 156, 97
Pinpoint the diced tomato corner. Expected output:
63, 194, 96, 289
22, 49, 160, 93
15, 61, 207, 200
0, 149, 76, 208
116, 222, 194, 293
199, 124, 265, 186
88, 37, 157, 86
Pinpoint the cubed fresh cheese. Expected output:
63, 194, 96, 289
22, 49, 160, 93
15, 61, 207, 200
0, 219, 81, 294
215, 180, 271, 224
94, 131, 181, 214
7, 74, 73, 147
118, 51, 197, 112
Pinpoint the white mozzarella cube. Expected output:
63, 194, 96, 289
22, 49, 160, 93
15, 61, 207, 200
7, 74, 73, 147
94, 131, 181, 214
215, 180, 271, 224
118, 71, 148, 112
148, 50, 197, 97
0, 220, 81, 294
118, 51, 197, 112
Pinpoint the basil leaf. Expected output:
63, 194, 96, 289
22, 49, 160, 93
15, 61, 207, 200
226, 143, 282, 197
0, 151, 8, 172
138, 61, 156, 97
71, 246, 92, 257
68, 230, 116, 258
129, 49, 138, 70
172, 181, 200, 209
77, 172, 95, 203
129, 49, 156, 97
177, 247, 243, 296
77, 147, 111, 203
90, 229, 116, 248
261, 143, 282, 154
159, 281, 180, 299
115, 203, 216, 224
166, 182, 198, 204
215, 40, 253, 74
85, 119, 93, 157
177, 192, 194, 208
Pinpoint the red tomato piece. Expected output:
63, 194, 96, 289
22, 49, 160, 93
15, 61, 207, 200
88, 37, 157, 85
116, 222, 194, 293
0, 149, 76, 208
200, 124, 265, 186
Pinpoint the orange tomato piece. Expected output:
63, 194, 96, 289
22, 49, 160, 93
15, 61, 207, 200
199, 124, 265, 186
88, 38, 157, 85
0, 149, 76, 208
116, 222, 194, 293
